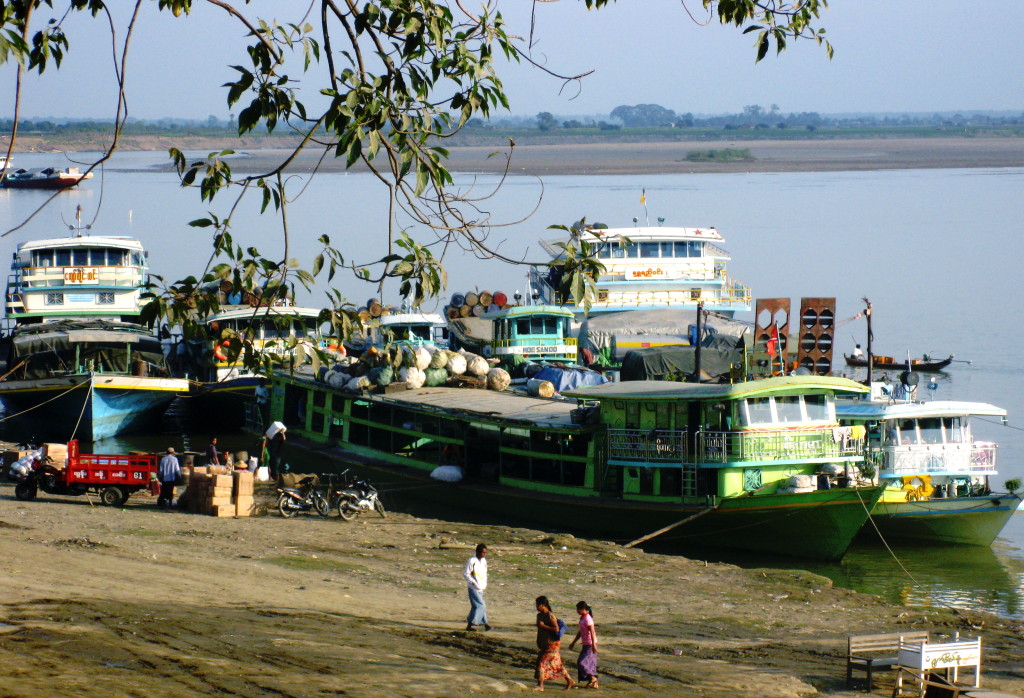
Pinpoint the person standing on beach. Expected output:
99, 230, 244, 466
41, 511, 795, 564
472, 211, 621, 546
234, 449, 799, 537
157, 447, 181, 510
464, 543, 492, 631
568, 601, 599, 689
205, 437, 220, 466
534, 596, 575, 691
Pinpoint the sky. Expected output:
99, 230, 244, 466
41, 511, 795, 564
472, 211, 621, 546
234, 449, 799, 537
1, 1, 1023, 122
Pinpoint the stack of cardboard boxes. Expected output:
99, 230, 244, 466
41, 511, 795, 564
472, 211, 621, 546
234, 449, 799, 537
185, 466, 256, 517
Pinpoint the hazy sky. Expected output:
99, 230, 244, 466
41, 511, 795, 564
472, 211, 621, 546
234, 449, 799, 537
2, 1, 1022, 121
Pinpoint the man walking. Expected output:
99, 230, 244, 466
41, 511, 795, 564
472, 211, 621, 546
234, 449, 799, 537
464, 543, 492, 631
158, 447, 181, 511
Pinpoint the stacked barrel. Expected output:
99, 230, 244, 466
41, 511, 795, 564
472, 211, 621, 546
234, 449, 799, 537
356, 298, 395, 323
444, 290, 511, 320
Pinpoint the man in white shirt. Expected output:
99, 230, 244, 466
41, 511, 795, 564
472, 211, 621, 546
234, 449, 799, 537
852, 344, 864, 359
464, 543, 492, 631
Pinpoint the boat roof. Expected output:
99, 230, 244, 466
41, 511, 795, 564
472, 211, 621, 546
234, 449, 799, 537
564, 376, 870, 402
205, 306, 324, 324
380, 387, 579, 429
482, 304, 574, 320
836, 399, 1007, 420
16, 236, 144, 252
578, 226, 724, 243
379, 312, 445, 326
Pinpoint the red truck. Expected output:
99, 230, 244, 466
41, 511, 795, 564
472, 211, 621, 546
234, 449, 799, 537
12, 440, 158, 507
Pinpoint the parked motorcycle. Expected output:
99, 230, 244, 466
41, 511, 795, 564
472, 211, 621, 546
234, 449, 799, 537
277, 476, 330, 518
330, 470, 386, 521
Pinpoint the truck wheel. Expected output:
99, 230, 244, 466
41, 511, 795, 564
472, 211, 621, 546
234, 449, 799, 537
100, 486, 125, 507
14, 481, 38, 501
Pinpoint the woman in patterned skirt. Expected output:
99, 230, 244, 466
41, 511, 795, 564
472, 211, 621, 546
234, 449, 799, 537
534, 596, 575, 691
568, 601, 599, 689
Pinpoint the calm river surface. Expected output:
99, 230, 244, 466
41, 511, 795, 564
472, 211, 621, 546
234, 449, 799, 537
2, 150, 1022, 618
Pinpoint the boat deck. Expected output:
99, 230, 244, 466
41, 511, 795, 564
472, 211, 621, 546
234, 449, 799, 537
291, 366, 580, 429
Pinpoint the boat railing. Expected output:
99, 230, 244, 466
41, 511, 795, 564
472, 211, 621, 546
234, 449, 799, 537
19, 266, 144, 289
492, 337, 577, 348
698, 429, 863, 464
556, 286, 752, 309
608, 428, 687, 462
875, 442, 998, 476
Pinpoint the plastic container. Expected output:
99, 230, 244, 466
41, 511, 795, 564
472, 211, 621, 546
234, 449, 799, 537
492, 291, 507, 306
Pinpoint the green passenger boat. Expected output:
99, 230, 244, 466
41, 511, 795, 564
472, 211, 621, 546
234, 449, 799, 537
268, 370, 882, 560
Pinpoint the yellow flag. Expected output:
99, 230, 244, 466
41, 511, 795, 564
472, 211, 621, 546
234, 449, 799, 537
640, 189, 646, 204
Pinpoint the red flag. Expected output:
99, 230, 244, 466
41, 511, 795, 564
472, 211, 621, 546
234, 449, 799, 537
766, 324, 779, 358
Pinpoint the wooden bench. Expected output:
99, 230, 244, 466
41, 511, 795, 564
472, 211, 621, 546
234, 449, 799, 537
847, 631, 930, 691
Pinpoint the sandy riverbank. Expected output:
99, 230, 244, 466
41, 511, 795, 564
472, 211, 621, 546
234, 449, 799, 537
6, 135, 1024, 175
1, 482, 1022, 696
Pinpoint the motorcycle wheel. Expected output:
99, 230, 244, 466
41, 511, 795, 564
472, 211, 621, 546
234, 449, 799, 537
338, 501, 358, 521
374, 498, 387, 518
14, 480, 37, 501
314, 491, 331, 517
277, 493, 296, 518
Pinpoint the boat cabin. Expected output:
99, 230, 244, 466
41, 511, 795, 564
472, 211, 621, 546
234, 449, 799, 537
484, 304, 577, 363
4, 236, 149, 327
564, 376, 869, 501
836, 398, 1005, 500
532, 224, 751, 316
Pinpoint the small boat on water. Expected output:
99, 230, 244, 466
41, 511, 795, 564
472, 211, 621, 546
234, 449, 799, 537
0, 221, 188, 440
267, 369, 883, 560
844, 353, 955, 372
531, 219, 752, 318
836, 386, 1021, 547
1, 165, 94, 190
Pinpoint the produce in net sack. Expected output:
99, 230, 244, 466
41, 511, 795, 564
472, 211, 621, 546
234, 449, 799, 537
460, 351, 489, 377
369, 366, 394, 387
423, 367, 449, 387
428, 348, 449, 369
446, 352, 467, 375
414, 346, 432, 371
400, 366, 426, 389
486, 367, 511, 391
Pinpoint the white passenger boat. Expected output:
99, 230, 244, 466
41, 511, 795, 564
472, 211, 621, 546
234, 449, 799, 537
0, 217, 188, 440
531, 220, 751, 317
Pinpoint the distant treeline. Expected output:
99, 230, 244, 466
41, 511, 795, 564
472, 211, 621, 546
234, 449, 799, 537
3, 104, 1024, 141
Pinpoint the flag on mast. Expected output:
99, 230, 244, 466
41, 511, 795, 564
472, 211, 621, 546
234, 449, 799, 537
766, 324, 779, 358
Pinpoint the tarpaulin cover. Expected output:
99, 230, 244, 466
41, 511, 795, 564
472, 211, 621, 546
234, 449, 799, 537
579, 308, 750, 364
532, 366, 608, 393
619, 336, 742, 382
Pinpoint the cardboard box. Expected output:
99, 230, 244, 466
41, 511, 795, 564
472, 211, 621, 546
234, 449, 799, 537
235, 495, 255, 517
42, 443, 68, 469
210, 486, 233, 498
208, 496, 233, 507
213, 504, 236, 518
192, 466, 209, 475
232, 471, 254, 496
211, 474, 232, 488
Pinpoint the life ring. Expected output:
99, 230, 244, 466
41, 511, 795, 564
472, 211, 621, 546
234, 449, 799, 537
214, 341, 230, 361
327, 342, 347, 357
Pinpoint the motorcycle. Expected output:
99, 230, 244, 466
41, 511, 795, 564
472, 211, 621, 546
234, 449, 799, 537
276, 476, 330, 518
330, 470, 386, 521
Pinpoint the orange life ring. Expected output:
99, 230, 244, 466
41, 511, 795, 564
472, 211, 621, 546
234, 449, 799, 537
327, 342, 346, 357
214, 341, 230, 361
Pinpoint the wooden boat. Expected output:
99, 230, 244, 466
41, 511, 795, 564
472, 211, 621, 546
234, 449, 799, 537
837, 391, 1022, 546
267, 371, 883, 560
843, 353, 954, 371
1, 165, 93, 190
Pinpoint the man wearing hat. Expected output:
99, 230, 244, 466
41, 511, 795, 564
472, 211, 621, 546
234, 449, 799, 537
158, 447, 181, 510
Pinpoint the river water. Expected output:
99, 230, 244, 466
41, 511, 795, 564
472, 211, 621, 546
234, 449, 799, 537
2, 150, 1022, 619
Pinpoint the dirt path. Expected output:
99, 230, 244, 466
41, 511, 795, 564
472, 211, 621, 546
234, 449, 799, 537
1, 483, 1022, 696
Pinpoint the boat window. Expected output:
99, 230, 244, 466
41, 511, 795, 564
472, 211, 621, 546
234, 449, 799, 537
87, 248, 108, 266
131, 251, 145, 267
919, 417, 944, 444
610, 242, 624, 258
673, 241, 690, 258
688, 241, 703, 257
623, 242, 639, 258
55, 249, 72, 267
743, 397, 774, 425
410, 325, 430, 340
33, 250, 55, 267
775, 395, 803, 423
659, 241, 674, 258
803, 394, 830, 421
596, 243, 611, 259
897, 419, 919, 444
110, 249, 128, 266
946, 417, 964, 443
640, 242, 660, 258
